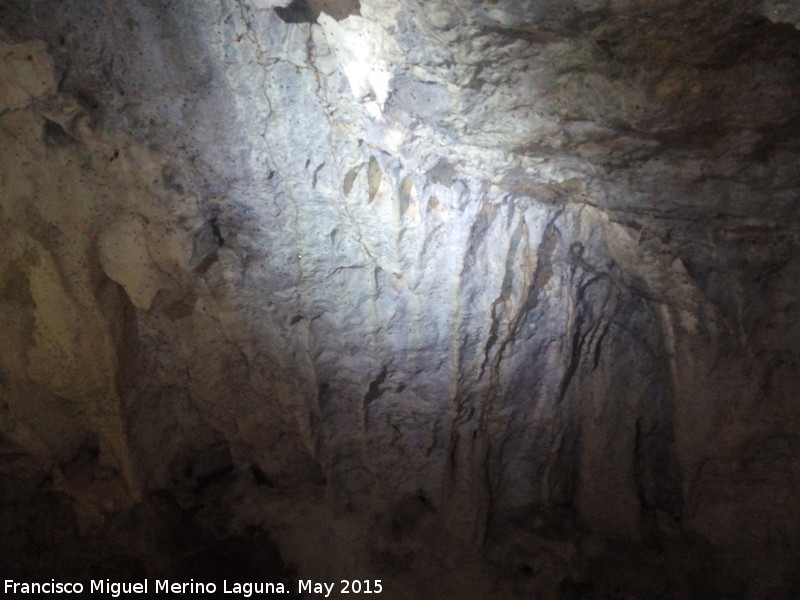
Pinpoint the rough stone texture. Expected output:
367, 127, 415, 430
1, 1, 799, 598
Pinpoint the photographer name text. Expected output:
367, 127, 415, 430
5, 578, 384, 597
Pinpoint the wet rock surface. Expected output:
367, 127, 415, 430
1, 1, 799, 598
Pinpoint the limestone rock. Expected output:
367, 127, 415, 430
1, 0, 799, 597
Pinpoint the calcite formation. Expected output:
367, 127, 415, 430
1, 1, 799, 597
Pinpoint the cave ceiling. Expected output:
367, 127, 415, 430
1, 1, 799, 597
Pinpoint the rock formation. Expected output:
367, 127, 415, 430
1, 1, 799, 597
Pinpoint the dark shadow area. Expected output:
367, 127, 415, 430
0, 482, 298, 598
275, 0, 361, 24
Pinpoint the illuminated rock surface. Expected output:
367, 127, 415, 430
1, 1, 799, 597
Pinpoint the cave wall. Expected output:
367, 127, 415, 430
1, 0, 800, 597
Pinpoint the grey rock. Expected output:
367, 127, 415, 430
1, 0, 799, 597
